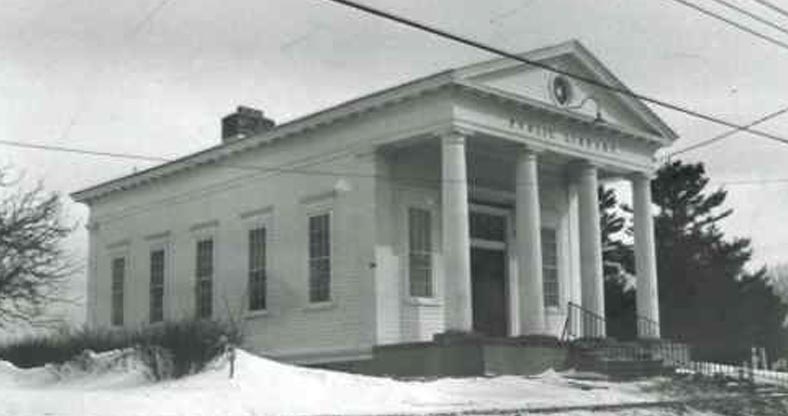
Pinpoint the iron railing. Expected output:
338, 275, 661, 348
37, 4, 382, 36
561, 301, 607, 341
560, 301, 788, 386
636, 314, 661, 339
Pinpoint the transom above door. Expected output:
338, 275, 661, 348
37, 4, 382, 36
469, 205, 509, 248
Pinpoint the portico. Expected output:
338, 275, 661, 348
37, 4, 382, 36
433, 125, 661, 340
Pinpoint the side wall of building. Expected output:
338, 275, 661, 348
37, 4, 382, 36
85, 92, 453, 363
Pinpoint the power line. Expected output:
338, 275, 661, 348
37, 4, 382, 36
707, 0, 788, 37
0, 140, 169, 163
322, 0, 788, 149
752, 0, 788, 19
6, 134, 788, 226
666, 105, 788, 157
7, 136, 788, 192
667, 0, 788, 52
55, 0, 174, 143
127, 0, 174, 39
720, 178, 788, 186
0, 139, 385, 181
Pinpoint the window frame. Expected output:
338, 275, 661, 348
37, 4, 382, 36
407, 206, 435, 299
247, 223, 268, 313
148, 245, 167, 324
194, 235, 215, 319
110, 254, 127, 327
541, 226, 560, 309
306, 210, 332, 305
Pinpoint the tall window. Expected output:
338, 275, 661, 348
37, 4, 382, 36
149, 249, 165, 323
541, 228, 559, 307
308, 213, 331, 303
111, 257, 125, 326
195, 238, 214, 318
248, 227, 267, 311
408, 208, 433, 297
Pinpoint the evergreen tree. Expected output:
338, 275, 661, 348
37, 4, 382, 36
598, 186, 636, 340
652, 160, 787, 363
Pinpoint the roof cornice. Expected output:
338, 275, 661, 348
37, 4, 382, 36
71, 71, 456, 204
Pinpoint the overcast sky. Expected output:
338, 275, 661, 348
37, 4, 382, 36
3, 0, 788, 327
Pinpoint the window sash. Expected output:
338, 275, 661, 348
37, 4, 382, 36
149, 249, 165, 323
541, 228, 559, 307
248, 227, 267, 311
111, 257, 125, 326
195, 239, 213, 318
408, 208, 433, 298
308, 213, 331, 303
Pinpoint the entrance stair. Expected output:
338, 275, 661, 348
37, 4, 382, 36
561, 302, 690, 379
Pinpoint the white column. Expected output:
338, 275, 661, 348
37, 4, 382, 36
576, 162, 606, 337
566, 182, 583, 336
632, 173, 661, 338
441, 131, 473, 333
516, 147, 545, 335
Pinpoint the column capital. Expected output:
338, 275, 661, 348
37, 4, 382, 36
437, 127, 473, 144
628, 170, 656, 182
568, 159, 600, 178
569, 158, 600, 168
515, 144, 543, 159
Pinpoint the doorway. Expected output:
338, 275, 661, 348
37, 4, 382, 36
469, 206, 510, 337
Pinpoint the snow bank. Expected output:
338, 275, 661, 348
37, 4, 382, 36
0, 349, 151, 389
0, 348, 673, 416
143, 349, 461, 415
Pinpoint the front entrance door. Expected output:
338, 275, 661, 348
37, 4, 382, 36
469, 207, 510, 337
471, 247, 508, 336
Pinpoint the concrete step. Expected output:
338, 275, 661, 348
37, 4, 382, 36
570, 339, 685, 379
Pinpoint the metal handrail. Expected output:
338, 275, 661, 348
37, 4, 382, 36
561, 301, 607, 341
567, 301, 606, 321
635, 313, 661, 338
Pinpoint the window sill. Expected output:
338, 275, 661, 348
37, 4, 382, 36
405, 297, 442, 307
303, 301, 336, 312
245, 309, 270, 319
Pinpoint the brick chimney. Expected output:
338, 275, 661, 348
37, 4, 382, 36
221, 106, 275, 143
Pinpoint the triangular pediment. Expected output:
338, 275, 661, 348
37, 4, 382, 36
454, 41, 677, 142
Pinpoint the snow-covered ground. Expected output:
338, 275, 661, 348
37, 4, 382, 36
0, 349, 716, 416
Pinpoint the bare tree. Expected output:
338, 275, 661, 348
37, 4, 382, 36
0, 169, 76, 327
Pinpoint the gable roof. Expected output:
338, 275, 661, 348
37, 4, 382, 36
71, 40, 677, 204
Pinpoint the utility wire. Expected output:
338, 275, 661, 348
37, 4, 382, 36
752, 0, 788, 19
55, 0, 174, 143
666, 105, 788, 157
720, 177, 788, 185
0, 140, 169, 163
667, 0, 788, 52
707, 0, 788, 36
8, 2, 788, 190
322, 0, 788, 149
0, 139, 386, 181
5, 136, 788, 193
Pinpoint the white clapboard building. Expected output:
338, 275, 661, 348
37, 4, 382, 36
72, 40, 677, 366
